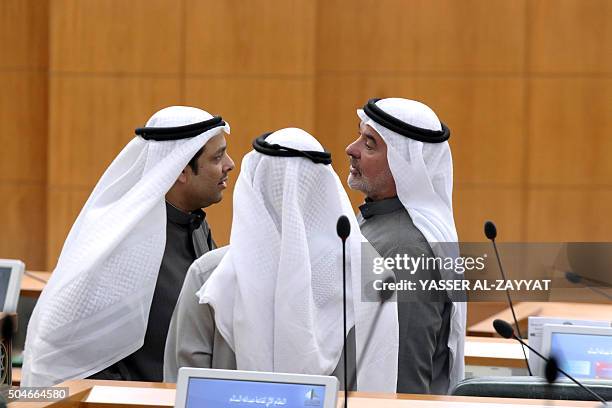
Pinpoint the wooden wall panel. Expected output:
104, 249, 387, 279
0, 0, 48, 69
528, 79, 612, 186
454, 187, 524, 242
315, 76, 526, 200
186, 0, 315, 75
0, 1, 48, 270
185, 78, 315, 245
0, 73, 47, 182
46, 76, 182, 265
529, 0, 612, 73
50, 0, 182, 73
317, 0, 526, 73
0, 185, 46, 269
1, 0, 608, 270
526, 189, 612, 241
46, 189, 89, 269
410, 79, 526, 185
48, 76, 182, 188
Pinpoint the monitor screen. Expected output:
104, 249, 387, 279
551, 332, 612, 380
185, 377, 327, 408
0, 267, 12, 308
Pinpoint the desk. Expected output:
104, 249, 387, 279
5, 336, 524, 387
20, 271, 50, 298
9, 379, 601, 407
468, 302, 612, 337
464, 336, 527, 369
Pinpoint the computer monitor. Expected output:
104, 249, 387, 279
0, 259, 24, 313
542, 324, 612, 380
175, 368, 339, 408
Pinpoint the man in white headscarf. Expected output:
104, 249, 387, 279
164, 128, 399, 393
22, 106, 234, 386
345, 98, 466, 394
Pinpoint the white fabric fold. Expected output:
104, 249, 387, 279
358, 98, 466, 392
197, 128, 398, 392
22, 106, 230, 386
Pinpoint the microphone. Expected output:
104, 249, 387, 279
484, 220, 497, 240
565, 272, 612, 301
336, 215, 351, 408
337, 215, 351, 241
484, 220, 532, 375
1, 313, 16, 386
494, 319, 608, 404
565, 271, 581, 284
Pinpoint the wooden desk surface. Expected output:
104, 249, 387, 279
20, 271, 50, 298
9, 379, 602, 408
6, 336, 525, 387
468, 302, 612, 336
464, 336, 527, 368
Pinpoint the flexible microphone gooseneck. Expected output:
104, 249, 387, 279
493, 319, 608, 405
484, 221, 532, 375
336, 215, 351, 408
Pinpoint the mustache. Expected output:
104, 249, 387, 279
349, 159, 360, 169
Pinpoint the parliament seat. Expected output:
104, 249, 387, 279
452, 376, 612, 401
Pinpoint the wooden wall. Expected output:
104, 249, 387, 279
0, 0, 610, 271
0, 0, 48, 270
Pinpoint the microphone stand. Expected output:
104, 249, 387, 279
337, 216, 351, 408
484, 221, 532, 375
494, 319, 608, 405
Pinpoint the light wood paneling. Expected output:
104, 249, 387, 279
186, 0, 315, 75
48, 76, 182, 188
185, 77, 315, 245
529, 0, 612, 73
50, 0, 182, 73
526, 189, 612, 241
46, 188, 89, 269
0, 72, 47, 182
454, 187, 523, 242
0, 0, 48, 69
317, 0, 526, 73
0, 184, 46, 270
316, 76, 526, 194
528, 78, 612, 186
467, 302, 508, 329
0, 1, 48, 271
2, 0, 609, 268
411, 79, 526, 185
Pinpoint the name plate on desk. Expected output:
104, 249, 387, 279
176, 368, 339, 408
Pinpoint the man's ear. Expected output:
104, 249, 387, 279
176, 168, 189, 184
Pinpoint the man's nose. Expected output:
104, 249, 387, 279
224, 154, 235, 172
345, 139, 360, 158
